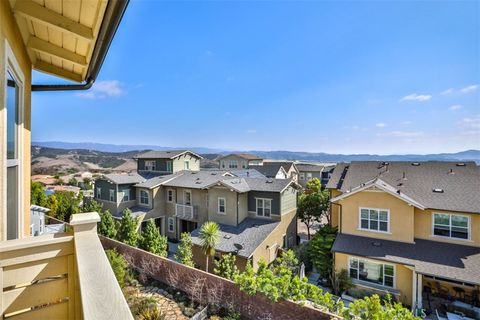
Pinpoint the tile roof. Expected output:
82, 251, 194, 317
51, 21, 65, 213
263, 161, 296, 172
135, 150, 202, 159
134, 173, 179, 189
327, 161, 480, 214
227, 169, 266, 178
242, 177, 295, 192
103, 172, 146, 185
162, 170, 226, 189
253, 163, 285, 178
191, 218, 280, 258
332, 233, 480, 285
326, 163, 349, 189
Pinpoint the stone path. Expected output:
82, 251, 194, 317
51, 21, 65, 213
137, 286, 188, 320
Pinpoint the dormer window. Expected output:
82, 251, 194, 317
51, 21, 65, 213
145, 160, 156, 171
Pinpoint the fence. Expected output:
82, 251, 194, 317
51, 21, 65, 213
190, 306, 208, 320
100, 236, 339, 320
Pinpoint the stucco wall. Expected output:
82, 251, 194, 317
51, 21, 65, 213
0, 1, 32, 239
338, 190, 415, 243
207, 187, 239, 226
173, 154, 200, 172
281, 186, 297, 214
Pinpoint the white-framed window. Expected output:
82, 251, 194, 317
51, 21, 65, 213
256, 198, 272, 217
109, 189, 115, 202
5, 42, 25, 240
184, 190, 192, 205
433, 213, 469, 240
184, 160, 190, 170
140, 190, 149, 205
145, 160, 156, 171
300, 173, 305, 180
218, 197, 226, 214
166, 161, 173, 172
167, 189, 174, 202
306, 173, 312, 180
122, 189, 130, 202
359, 208, 389, 233
96, 187, 102, 198
229, 160, 238, 169
349, 257, 395, 288
168, 217, 175, 233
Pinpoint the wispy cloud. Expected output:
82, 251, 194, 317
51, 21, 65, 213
379, 131, 424, 138
399, 93, 432, 102
462, 116, 480, 129
76, 80, 124, 99
441, 84, 479, 95
401, 120, 412, 125
449, 104, 462, 111
246, 129, 257, 134
375, 122, 387, 128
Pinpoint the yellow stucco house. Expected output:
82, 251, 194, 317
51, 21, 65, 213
1, 0, 132, 318
327, 161, 480, 313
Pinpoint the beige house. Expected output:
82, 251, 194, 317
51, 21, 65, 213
0, 0, 131, 318
135, 150, 202, 174
327, 161, 480, 312
218, 153, 263, 169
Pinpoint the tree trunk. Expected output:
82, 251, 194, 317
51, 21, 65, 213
205, 255, 209, 272
305, 221, 311, 240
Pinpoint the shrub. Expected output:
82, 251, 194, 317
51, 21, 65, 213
139, 219, 168, 257
308, 224, 337, 278
98, 209, 118, 239
118, 208, 139, 246
174, 232, 194, 267
213, 253, 238, 280
105, 249, 129, 288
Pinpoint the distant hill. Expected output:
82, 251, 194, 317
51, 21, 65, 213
33, 141, 480, 164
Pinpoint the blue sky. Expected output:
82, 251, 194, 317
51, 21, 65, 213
32, 0, 479, 154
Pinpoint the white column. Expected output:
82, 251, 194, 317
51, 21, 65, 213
412, 270, 418, 310
417, 273, 423, 309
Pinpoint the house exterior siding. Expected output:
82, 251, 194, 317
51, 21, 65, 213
247, 191, 281, 216
281, 186, 297, 215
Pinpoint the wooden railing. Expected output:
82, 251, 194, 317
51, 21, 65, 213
175, 204, 197, 221
0, 212, 133, 320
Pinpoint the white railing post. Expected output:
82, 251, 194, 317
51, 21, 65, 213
70, 212, 100, 234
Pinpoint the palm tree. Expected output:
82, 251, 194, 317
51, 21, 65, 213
198, 221, 220, 272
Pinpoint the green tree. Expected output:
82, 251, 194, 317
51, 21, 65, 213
83, 177, 92, 190
83, 199, 103, 213
117, 208, 139, 246
98, 210, 118, 239
305, 177, 321, 193
345, 295, 420, 320
139, 219, 168, 256
68, 177, 78, 186
271, 249, 299, 276
308, 225, 337, 279
214, 253, 239, 280
297, 179, 330, 239
198, 221, 220, 271
55, 191, 81, 222
174, 232, 194, 267
45, 194, 59, 217
31, 181, 47, 207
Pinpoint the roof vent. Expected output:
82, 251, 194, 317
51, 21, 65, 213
433, 188, 444, 193
411, 162, 420, 166
456, 163, 466, 167
234, 243, 243, 250
195, 181, 202, 184
266, 178, 274, 183
448, 168, 455, 175
372, 242, 382, 247
224, 235, 232, 239
211, 172, 217, 175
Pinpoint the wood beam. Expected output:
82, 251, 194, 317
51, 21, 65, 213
14, 0, 94, 41
28, 37, 87, 67
34, 61, 83, 83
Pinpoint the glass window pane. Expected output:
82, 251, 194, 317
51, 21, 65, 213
358, 260, 384, 285
361, 219, 369, 229
7, 166, 18, 240
361, 209, 368, 219
384, 265, 394, 276
384, 275, 394, 287
350, 259, 358, 268
379, 221, 388, 232
370, 220, 378, 230
349, 269, 358, 279
379, 211, 388, 221
370, 210, 379, 220
7, 71, 18, 160
451, 216, 468, 227
451, 227, 468, 239
434, 226, 450, 237
434, 214, 450, 225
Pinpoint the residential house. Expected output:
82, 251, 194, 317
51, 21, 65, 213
30, 204, 65, 236
1, 0, 131, 318
256, 161, 299, 181
217, 153, 263, 169
296, 162, 336, 188
135, 150, 202, 174
327, 161, 480, 310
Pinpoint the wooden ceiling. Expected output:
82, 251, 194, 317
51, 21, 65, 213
9, 0, 108, 82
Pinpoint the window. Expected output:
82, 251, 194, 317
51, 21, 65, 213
360, 208, 389, 232
166, 161, 173, 172
140, 190, 149, 205
5, 48, 24, 240
168, 217, 175, 233
229, 160, 238, 169
167, 189, 174, 202
109, 189, 115, 202
122, 189, 130, 202
221, 162, 225, 168
96, 187, 102, 198
145, 160, 156, 171
256, 198, 272, 217
184, 190, 192, 205
433, 213, 469, 240
218, 197, 226, 214
184, 160, 190, 170
306, 173, 312, 180
349, 257, 394, 288
300, 173, 305, 180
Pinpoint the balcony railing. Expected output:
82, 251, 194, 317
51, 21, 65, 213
175, 204, 197, 221
0, 212, 133, 320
